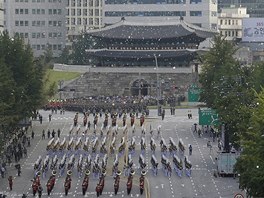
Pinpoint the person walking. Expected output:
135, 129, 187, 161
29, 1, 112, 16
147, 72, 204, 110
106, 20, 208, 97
42, 130, 45, 140
189, 144, 192, 155
49, 114, 52, 122
8, 176, 13, 191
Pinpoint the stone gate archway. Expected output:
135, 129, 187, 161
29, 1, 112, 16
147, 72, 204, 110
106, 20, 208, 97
131, 79, 149, 96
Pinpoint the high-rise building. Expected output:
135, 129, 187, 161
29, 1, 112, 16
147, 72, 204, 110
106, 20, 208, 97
0, 0, 4, 33
103, 0, 218, 30
3, 0, 67, 57
218, 6, 249, 41
66, 0, 103, 45
218, 0, 264, 18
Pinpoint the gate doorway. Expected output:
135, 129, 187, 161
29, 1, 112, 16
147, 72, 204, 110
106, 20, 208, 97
131, 79, 149, 96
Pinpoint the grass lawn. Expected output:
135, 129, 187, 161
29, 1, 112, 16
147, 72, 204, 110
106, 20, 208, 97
44, 69, 80, 90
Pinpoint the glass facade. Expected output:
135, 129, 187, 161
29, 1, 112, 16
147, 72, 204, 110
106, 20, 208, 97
218, 0, 264, 18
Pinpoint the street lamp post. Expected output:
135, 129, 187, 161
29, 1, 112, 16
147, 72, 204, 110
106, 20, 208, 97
154, 54, 161, 116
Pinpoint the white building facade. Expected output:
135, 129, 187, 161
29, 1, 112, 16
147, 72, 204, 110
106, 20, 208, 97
3, 0, 67, 57
66, 0, 103, 45
0, 0, 4, 33
103, 0, 218, 30
218, 6, 249, 40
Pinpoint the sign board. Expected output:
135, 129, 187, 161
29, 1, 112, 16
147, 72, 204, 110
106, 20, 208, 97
188, 85, 201, 102
198, 108, 219, 126
242, 18, 264, 42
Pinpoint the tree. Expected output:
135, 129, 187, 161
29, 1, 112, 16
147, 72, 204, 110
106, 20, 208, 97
56, 46, 71, 64
0, 31, 45, 130
235, 89, 264, 197
199, 36, 255, 146
71, 33, 103, 65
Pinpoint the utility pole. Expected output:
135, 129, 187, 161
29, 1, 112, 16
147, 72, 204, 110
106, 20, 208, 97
154, 54, 161, 116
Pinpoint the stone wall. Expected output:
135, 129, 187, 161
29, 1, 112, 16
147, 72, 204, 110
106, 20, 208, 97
61, 70, 193, 98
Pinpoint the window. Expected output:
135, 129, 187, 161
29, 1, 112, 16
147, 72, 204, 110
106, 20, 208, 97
41, 9, 45, 14
32, 9, 36, 14
20, 21, 24, 26
41, 21, 45, 26
53, 21, 57, 26
25, 21, 29, 26
25, 9, 29, 14
49, 21, 52, 26
48, 32, 52, 38
15, 21, 19, 26
58, 9, 62, 15
32, 21, 36, 26
41, 32, 45, 38
25, 33, 29, 38
220, 19, 223, 25
15, 9, 19, 14
37, 9, 40, 14
77, 18, 81, 25
49, 9, 52, 14
32, 33, 36, 38
36, 33, 40, 38
190, 0, 201, 3
190, 11, 202, 16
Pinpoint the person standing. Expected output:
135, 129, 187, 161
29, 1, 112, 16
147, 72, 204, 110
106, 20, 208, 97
31, 131, 35, 139
161, 109, 165, 120
51, 130, 55, 138
47, 129, 51, 139
49, 114, 52, 122
57, 129, 61, 138
8, 176, 13, 191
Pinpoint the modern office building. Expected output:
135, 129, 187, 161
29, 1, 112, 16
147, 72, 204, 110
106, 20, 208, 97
218, 6, 249, 41
3, 0, 67, 57
103, 0, 218, 30
66, 0, 103, 45
218, 0, 264, 18
0, 0, 4, 33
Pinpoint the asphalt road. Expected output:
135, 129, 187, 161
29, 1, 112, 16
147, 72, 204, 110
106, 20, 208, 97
0, 108, 245, 198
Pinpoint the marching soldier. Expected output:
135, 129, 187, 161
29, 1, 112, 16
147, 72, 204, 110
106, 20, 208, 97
114, 170, 121, 195
122, 113, 127, 127
139, 176, 144, 195
82, 170, 90, 195
130, 114, 135, 127
126, 169, 135, 195
140, 114, 145, 127
38, 185, 43, 198
95, 183, 101, 197
8, 176, 13, 191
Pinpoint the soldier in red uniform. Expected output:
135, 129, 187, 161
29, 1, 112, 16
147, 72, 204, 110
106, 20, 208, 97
114, 174, 120, 195
8, 176, 13, 191
140, 114, 145, 127
126, 175, 133, 195
139, 175, 144, 195
64, 172, 72, 196
31, 179, 38, 196
130, 114, 135, 127
95, 183, 101, 197
82, 174, 89, 195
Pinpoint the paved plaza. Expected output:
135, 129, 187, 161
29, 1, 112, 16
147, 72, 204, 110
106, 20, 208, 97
0, 109, 245, 198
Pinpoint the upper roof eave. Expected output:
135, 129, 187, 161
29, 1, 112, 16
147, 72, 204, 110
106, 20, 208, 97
86, 19, 218, 40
